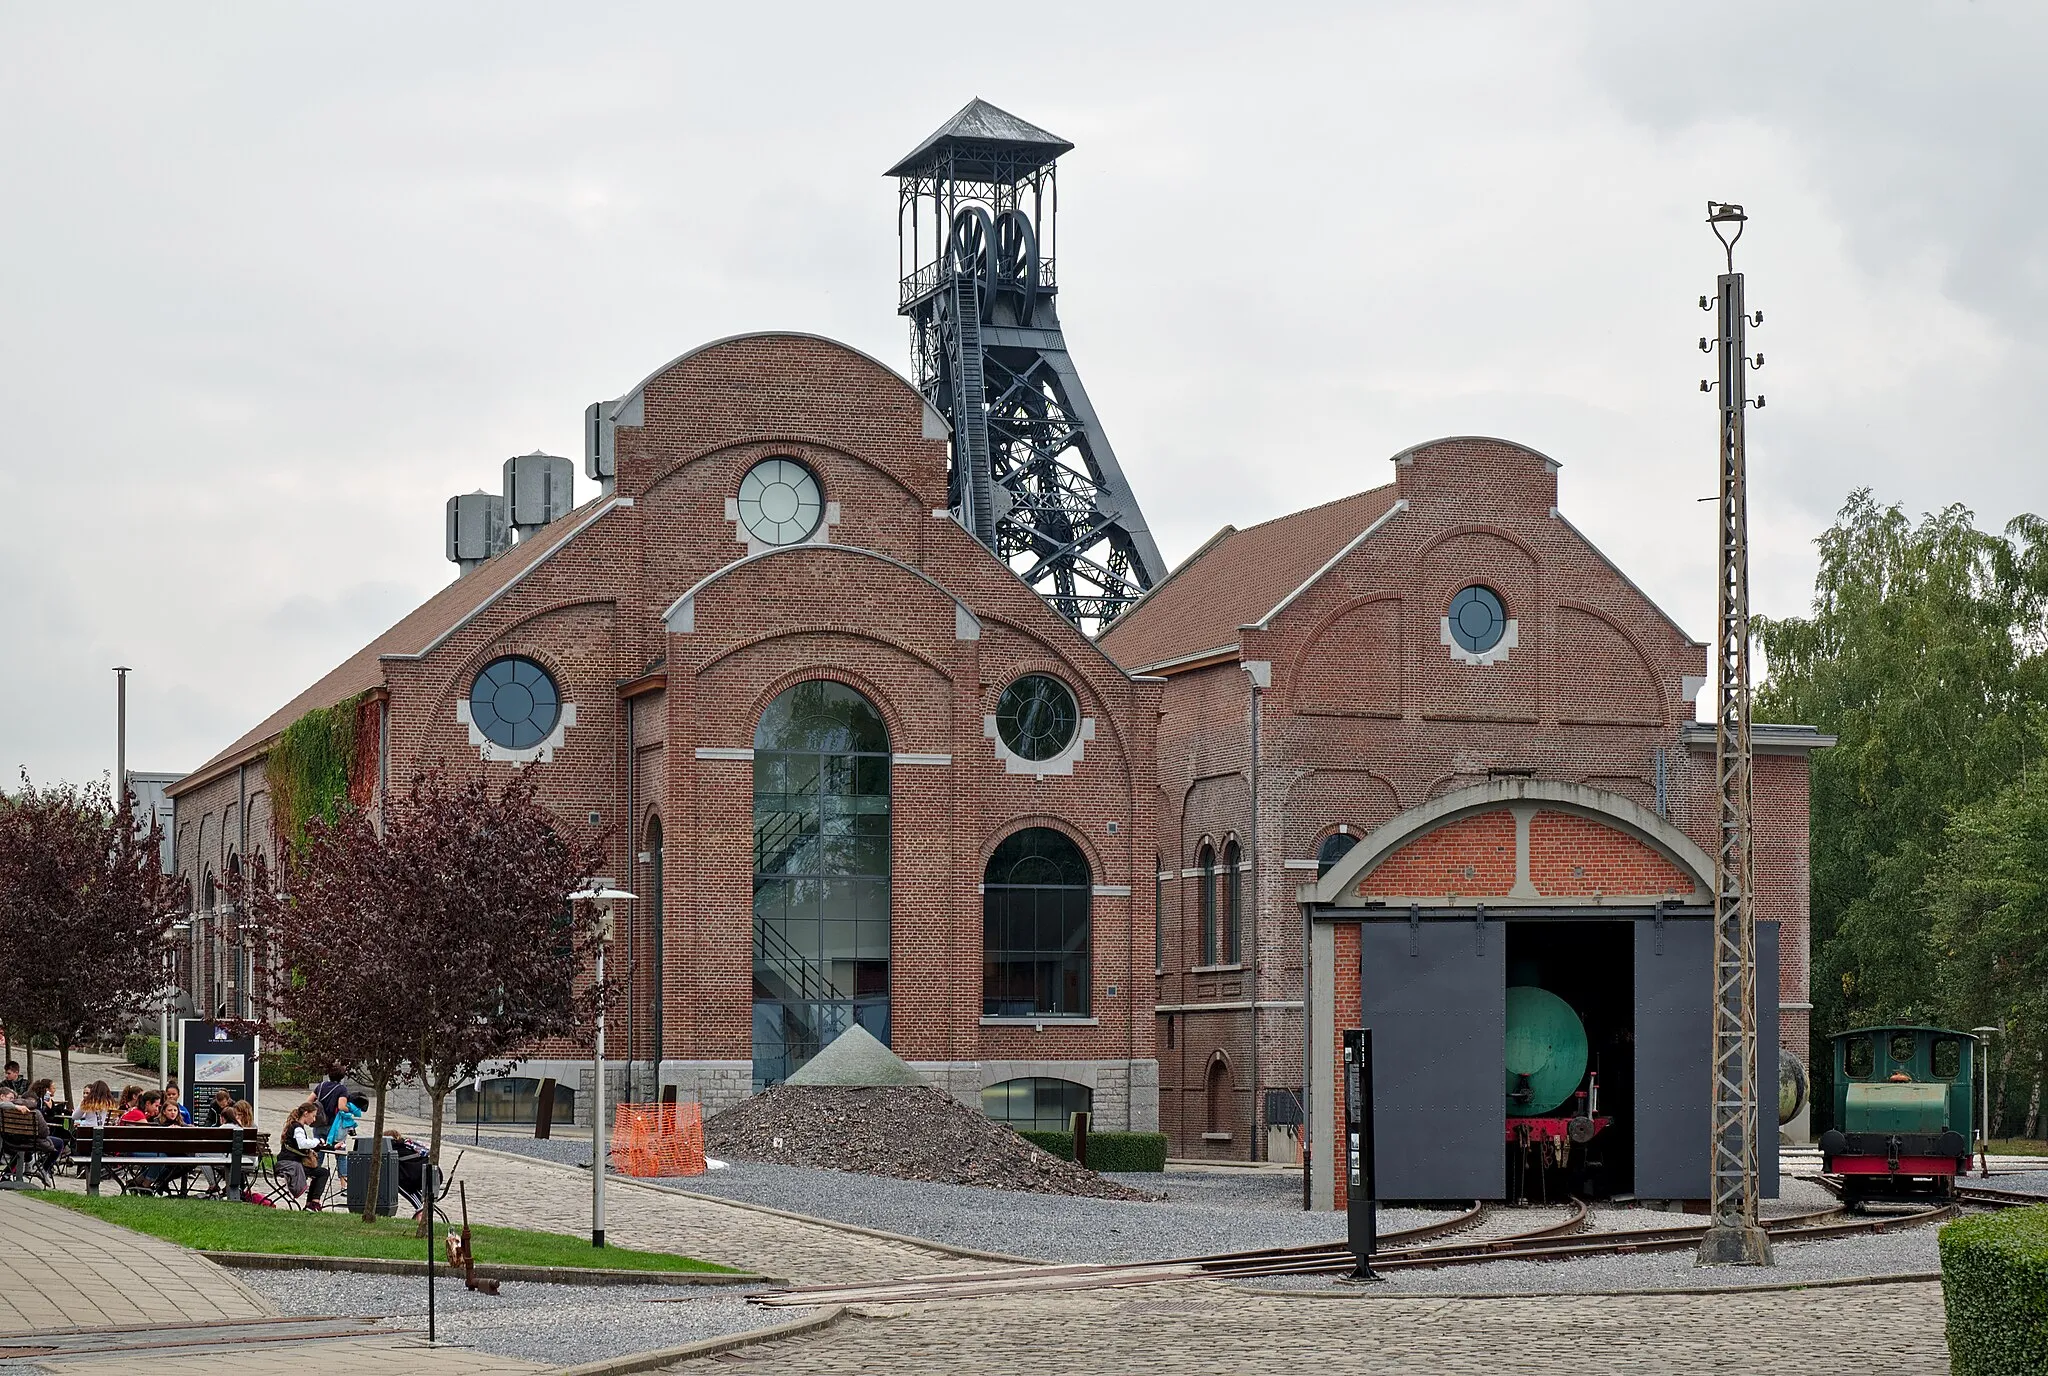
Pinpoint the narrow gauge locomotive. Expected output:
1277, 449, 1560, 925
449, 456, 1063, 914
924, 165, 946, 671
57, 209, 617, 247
1817, 1025, 1974, 1207
1504, 985, 1611, 1203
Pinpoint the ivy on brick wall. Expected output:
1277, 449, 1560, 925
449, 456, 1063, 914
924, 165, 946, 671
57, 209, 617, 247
265, 693, 370, 851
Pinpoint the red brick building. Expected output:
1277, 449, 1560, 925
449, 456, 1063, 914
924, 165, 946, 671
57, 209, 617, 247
168, 333, 1161, 1130
1098, 436, 1824, 1197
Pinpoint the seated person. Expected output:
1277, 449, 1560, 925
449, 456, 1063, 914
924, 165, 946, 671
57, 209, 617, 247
73, 1081, 117, 1131
278, 1103, 331, 1210
160, 1084, 193, 1125
0, 1094, 60, 1179
204, 1089, 236, 1128
28, 1080, 70, 1155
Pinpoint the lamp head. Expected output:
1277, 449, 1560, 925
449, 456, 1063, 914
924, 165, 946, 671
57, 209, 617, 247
1707, 201, 1747, 271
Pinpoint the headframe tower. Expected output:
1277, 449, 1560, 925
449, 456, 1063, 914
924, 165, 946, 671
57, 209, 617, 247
890, 99, 1165, 633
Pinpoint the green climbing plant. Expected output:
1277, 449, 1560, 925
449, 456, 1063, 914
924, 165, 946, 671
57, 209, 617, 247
265, 694, 368, 852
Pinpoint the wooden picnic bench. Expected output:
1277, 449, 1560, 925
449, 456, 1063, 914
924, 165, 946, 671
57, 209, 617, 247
85, 1124, 273, 1200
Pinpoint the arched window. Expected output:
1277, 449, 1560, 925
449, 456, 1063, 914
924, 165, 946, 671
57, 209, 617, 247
1317, 831, 1359, 878
983, 828, 1091, 1016
1219, 837, 1242, 965
1196, 843, 1217, 966
1205, 1056, 1232, 1137
751, 681, 891, 1086
982, 1076, 1092, 1132
646, 814, 665, 1061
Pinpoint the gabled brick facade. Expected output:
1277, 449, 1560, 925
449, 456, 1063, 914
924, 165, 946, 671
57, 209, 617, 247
1101, 435, 1822, 1161
171, 333, 1160, 1128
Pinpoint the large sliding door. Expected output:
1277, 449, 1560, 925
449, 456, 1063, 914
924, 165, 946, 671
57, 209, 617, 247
1634, 917, 1782, 1200
1360, 919, 1504, 1200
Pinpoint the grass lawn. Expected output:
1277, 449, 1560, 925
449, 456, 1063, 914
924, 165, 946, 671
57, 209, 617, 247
1985, 1138, 2048, 1156
33, 1193, 736, 1273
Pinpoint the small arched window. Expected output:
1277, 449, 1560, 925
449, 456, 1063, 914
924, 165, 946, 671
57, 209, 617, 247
1196, 844, 1217, 966
1316, 831, 1359, 878
1219, 838, 1242, 965
983, 828, 1091, 1016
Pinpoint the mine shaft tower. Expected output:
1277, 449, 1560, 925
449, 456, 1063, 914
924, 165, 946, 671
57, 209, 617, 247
890, 99, 1165, 633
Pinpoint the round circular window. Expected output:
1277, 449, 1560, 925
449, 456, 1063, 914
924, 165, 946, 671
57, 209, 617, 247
995, 674, 1079, 762
469, 655, 562, 750
1447, 585, 1507, 655
736, 458, 823, 547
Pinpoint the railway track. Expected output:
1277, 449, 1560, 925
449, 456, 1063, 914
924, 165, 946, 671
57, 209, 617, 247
751, 1197, 1962, 1307
1801, 1174, 2043, 1212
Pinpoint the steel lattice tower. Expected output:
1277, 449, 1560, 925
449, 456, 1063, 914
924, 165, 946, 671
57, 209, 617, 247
889, 99, 1165, 633
1698, 202, 1772, 1267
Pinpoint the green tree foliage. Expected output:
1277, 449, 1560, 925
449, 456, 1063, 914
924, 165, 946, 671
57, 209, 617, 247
1927, 764, 2048, 1137
1756, 492, 2048, 1104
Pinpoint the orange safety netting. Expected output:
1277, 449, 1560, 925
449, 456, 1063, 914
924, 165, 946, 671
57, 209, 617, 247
607, 1101, 707, 1177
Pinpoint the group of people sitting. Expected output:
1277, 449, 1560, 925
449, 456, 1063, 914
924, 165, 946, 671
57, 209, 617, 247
0, 1058, 429, 1213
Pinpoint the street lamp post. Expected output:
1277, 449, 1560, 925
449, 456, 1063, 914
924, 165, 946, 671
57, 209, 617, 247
1971, 1026, 2000, 1178
160, 920, 189, 1092
569, 884, 633, 1249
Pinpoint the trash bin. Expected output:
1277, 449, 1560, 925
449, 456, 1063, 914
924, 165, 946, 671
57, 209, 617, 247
347, 1136, 398, 1216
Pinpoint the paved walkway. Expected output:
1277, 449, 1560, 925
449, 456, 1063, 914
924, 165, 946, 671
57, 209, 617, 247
0, 1191, 270, 1331
662, 1280, 1953, 1374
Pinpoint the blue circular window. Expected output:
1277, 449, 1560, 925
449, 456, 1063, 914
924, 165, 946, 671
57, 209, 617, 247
469, 656, 561, 750
1447, 586, 1507, 654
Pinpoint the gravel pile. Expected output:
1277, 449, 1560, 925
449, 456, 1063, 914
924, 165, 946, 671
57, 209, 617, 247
238, 1269, 808, 1367
704, 1084, 1156, 1201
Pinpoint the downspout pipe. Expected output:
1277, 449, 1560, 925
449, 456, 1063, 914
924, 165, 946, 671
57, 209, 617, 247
1243, 660, 1271, 1161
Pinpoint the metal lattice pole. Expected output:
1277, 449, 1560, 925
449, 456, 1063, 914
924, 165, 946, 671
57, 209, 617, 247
1699, 202, 1772, 1266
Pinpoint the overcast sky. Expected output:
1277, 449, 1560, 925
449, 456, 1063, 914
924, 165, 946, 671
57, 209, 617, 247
4, 2, 2044, 787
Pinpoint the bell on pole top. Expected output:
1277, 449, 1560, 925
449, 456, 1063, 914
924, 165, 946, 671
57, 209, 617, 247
886, 98, 1075, 181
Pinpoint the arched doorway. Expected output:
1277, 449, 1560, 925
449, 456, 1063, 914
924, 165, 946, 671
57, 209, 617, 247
751, 680, 891, 1086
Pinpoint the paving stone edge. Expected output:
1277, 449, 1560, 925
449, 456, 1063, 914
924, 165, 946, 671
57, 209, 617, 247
457, 1140, 1049, 1265
1237, 1270, 1945, 1299
200, 1251, 780, 1287
549, 1304, 848, 1375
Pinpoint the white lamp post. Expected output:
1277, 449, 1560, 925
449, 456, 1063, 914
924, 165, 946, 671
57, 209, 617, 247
1971, 1026, 1999, 1178
160, 920, 189, 1091
569, 884, 633, 1249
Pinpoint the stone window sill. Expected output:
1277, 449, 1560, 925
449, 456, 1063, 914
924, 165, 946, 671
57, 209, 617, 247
1191, 963, 1245, 975
1201, 1131, 1234, 1143
979, 1016, 1099, 1027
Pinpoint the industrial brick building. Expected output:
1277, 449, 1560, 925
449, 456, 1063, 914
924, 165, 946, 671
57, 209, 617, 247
168, 332, 1162, 1130
166, 104, 1821, 1195
1098, 435, 1826, 1193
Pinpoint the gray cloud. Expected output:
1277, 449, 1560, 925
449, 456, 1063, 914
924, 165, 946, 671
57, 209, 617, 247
2, 1, 2041, 784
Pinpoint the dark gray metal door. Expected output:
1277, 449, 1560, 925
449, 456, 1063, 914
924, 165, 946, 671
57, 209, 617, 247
1635, 917, 1711, 1199
1758, 921, 1780, 1198
1360, 919, 1504, 1200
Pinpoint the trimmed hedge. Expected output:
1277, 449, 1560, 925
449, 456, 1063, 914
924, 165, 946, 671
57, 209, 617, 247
123, 1034, 178, 1074
1018, 1128, 1168, 1173
1940, 1203, 2048, 1376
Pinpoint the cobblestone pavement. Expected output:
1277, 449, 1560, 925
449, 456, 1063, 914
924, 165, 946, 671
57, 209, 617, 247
664, 1279, 1951, 1374
442, 1144, 984, 1283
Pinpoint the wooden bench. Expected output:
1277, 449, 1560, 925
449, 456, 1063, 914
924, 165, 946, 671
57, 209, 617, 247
85, 1124, 272, 1200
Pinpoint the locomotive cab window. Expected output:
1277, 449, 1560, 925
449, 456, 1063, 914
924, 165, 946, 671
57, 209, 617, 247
1844, 1035, 1874, 1080
1888, 1032, 1918, 1072
1931, 1036, 1962, 1081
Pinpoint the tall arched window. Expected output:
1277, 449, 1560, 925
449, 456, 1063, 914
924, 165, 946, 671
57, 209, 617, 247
1219, 837, 1242, 965
1316, 831, 1359, 878
751, 681, 891, 1086
1196, 843, 1217, 966
645, 814, 665, 1063
1205, 1055, 1232, 1137
983, 828, 1091, 1016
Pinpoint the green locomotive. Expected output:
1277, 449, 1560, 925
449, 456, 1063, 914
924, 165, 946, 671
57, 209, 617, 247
1816, 1025, 1974, 1206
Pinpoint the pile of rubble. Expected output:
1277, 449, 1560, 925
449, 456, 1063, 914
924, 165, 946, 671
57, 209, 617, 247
703, 1027, 1155, 1200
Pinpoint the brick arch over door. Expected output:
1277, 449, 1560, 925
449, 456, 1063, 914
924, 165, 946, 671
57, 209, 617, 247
1303, 778, 1713, 908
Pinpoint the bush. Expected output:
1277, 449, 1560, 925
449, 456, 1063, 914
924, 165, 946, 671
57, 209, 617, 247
260, 1048, 312, 1088
123, 1034, 178, 1074
1941, 1204, 2048, 1375
1018, 1128, 1169, 1172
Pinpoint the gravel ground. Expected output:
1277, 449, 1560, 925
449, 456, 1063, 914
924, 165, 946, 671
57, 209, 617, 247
1983, 1169, 2048, 1195
238, 1269, 811, 1367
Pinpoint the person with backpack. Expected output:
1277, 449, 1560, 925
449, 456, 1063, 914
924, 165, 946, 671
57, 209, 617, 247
312, 1066, 350, 1134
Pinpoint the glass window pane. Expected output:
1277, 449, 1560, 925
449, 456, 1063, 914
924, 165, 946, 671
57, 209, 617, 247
1889, 1032, 1918, 1069
1932, 1037, 1962, 1080
1845, 1036, 1874, 1079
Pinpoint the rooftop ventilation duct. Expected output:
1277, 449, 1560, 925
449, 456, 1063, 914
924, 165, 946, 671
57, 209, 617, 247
447, 491, 509, 577
504, 450, 574, 542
